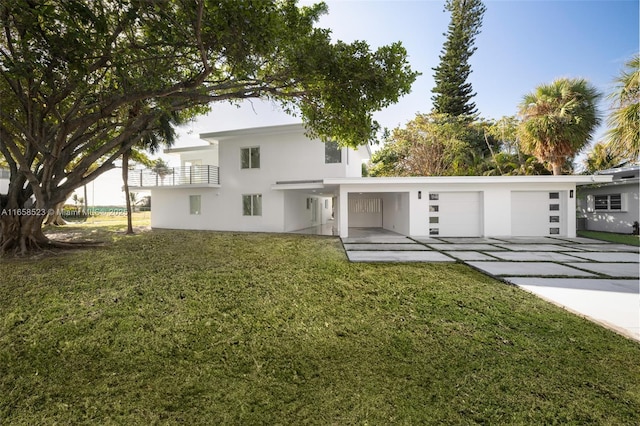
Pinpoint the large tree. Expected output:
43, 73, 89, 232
0, 0, 417, 254
517, 78, 601, 175
606, 54, 639, 162
431, 0, 486, 117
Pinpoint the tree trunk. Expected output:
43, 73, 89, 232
83, 184, 88, 215
44, 201, 67, 226
0, 212, 50, 255
123, 149, 134, 235
551, 161, 562, 175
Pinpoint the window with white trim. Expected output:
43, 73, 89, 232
189, 195, 201, 215
595, 194, 622, 211
242, 194, 262, 216
241, 147, 260, 169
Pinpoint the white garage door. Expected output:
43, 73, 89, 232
511, 191, 564, 236
429, 192, 482, 237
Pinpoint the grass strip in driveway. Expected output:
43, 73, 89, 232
0, 227, 639, 424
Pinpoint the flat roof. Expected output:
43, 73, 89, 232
324, 175, 613, 185
200, 123, 304, 143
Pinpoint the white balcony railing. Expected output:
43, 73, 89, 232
128, 165, 219, 187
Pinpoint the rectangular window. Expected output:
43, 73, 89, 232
549, 192, 560, 199
429, 193, 439, 201
306, 198, 311, 210
241, 147, 260, 169
325, 141, 342, 164
349, 198, 381, 213
242, 194, 262, 216
429, 205, 439, 213
595, 194, 622, 211
609, 194, 622, 210
324, 199, 329, 209
549, 216, 560, 223
594, 195, 608, 210
549, 204, 560, 211
429, 228, 439, 236
429, 217, 439, 224
549, 228, 560, 235
189, 195, 201, 215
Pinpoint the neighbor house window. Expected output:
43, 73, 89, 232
241, 147, 260, 169
189, 195, 201, 215
243, 194, 262, 216
595, 194, 622, 211
325, 141, 342, 164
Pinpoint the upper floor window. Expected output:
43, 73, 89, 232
595, 194, 622, 211
325, 141, 342, 164
241, 147, 260, 169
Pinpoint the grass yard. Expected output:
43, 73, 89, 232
578, 230, 640, 246
1, 224, 639, 424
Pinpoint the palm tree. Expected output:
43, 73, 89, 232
122, 111, 183, 234
607, 54, 639, 162
518, 78, 601, 175
582, 141, 624, 174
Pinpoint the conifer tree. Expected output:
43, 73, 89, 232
431, 0, 486, 117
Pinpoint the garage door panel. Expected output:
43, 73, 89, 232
511, 191, 564, 236
430, 192, 482, 237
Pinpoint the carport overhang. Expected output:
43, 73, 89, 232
323, 175, 614, 238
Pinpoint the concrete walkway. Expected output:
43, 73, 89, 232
342, 229, 640, 342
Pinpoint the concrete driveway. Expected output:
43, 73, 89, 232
342, 229, 640, 342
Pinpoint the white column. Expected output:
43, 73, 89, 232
339, 186, 349, 238
566, 187, 577, 238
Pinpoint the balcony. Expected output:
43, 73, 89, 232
128, 165, 220, 188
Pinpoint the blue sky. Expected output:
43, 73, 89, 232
92, 0, 639, 204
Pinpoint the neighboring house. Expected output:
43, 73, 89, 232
129, 123, 611, 238
0, 167, 9, 194
577, 164, 640, 234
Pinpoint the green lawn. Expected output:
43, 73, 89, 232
578, 230, 640, 246
1, 225, 639, 424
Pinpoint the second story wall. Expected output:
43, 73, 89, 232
203, 124, 369, 184
168, 145, 219, 168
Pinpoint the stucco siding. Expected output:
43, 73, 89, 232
578, 182, 640, 233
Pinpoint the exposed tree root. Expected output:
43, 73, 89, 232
0, 214, 103, 257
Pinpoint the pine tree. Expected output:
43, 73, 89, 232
431, 0, 486, 117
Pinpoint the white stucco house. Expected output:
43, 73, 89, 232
577, 164, 640, 234
129, 123, 612, 238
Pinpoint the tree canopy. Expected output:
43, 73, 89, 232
368, 113, 500, 177
582, 141, 624, 174
431, 0, 486, 117
0, 0, 417, 254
